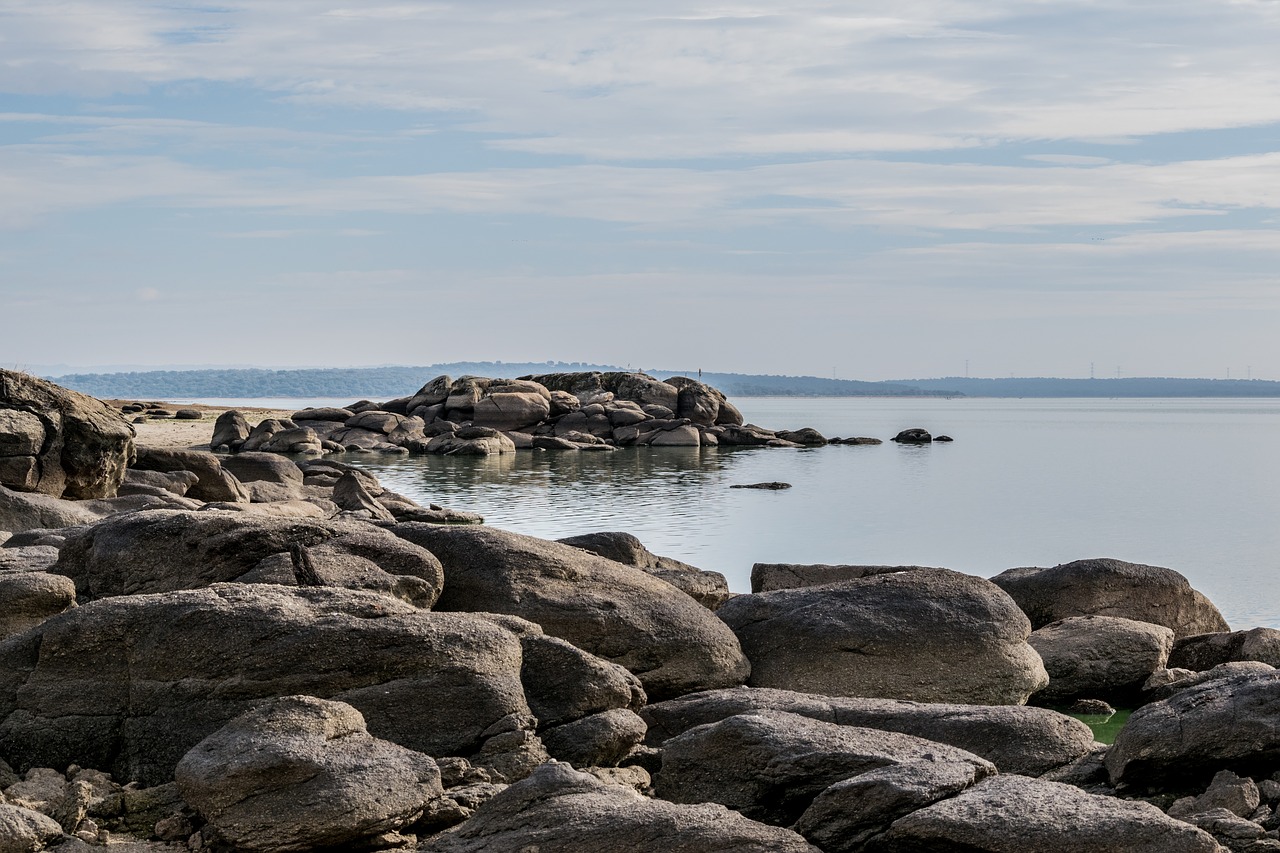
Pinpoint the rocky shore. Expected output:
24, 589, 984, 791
183, 371, 905, 457
3, 368, 1279, 852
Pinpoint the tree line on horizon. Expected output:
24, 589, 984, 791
45, 364, 1280, 399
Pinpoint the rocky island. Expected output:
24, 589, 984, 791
3, 367, 1279, 852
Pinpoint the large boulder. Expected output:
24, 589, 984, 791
557, 531, 732, 610
131, 447, 249, 503
0, 369, 134, 499
716, 569, 1047, 705
52, 509, 444, 607
991, 558, 1229, 639
1029, 615, 1174, 706
1106, 669, 1280, 791
1169, 628, 1280, 671
640, 686, 1097, 777
656, 710, 996, 827
665, 376, 723, 426
392, 524, 750, 700
0, 803, 65, 851
0, 585, 532, 785
176, 696, 441, 853
874, 774, 1220, 852
419, 761, 819, 852
793, 757, 996, 853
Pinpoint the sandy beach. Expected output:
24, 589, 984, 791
112, 400, 294, 451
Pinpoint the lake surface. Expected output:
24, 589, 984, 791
195, 396, 1280, 629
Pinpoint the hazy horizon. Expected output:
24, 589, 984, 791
3, 3, 1278, 379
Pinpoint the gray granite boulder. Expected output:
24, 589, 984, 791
0, 569, 76, 639
0, 585, 531, 785
1106, 668, 1280, 791
557, 531, 731, 610
991, 557, 1229, 639
876, 774, 1221, 852
0, 369, 135, 499
793, 757, 995, 852
539, 709, 647, 768
1170, 628, 1280, 671
392, 524, 750, 700
176, 695, 441, 853
0, 485, 104, 533
419, 761, 819, 852
210, 410, 250, 451
131, 447, 249, 503
657, 710, 996, 827
1029, 615, 1174, 706
53, 509, 444, 606
517, 632, 646, 728
716, 569, 1047, 704
0, 803, 65, 851
640, 686, 1095, 776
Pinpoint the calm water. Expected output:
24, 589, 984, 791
200, 396, 1280, 629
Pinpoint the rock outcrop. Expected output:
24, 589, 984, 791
0, 369, 135, 499
0, 585, 533, 785
716, 569, 1047, 705
991, 557, 1229, 639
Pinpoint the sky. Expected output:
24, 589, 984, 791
2, 1, 1280, 381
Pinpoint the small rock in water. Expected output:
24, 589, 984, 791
935, 434, 954, 442
730, 482, 792, 490
892, 428, 933, 443
1068, 698, 1116, 716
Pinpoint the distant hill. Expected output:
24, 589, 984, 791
50, 363, 954, 399
898, 377, 1280, 398
48, 366, 1280, 400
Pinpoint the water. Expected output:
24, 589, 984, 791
201, 396, 1280, 629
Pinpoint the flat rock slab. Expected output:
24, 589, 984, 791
640, 686, 1096, 777
877, 774, 1221, 853
419, 762, 819, 853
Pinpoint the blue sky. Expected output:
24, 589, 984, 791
2, 1, 1280, 379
